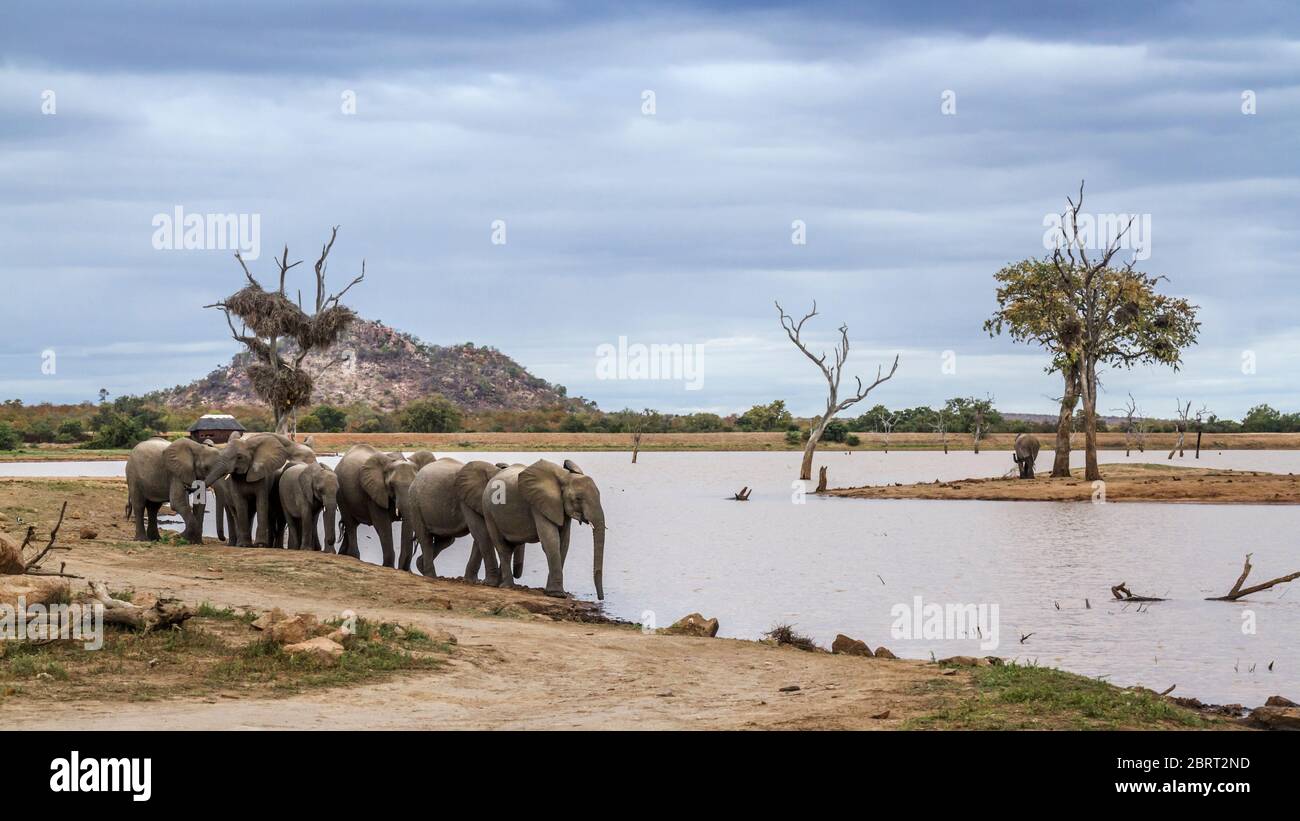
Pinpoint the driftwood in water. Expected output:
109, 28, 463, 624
816, 466, 828, 493
1110, 582, 1165, 602
1206, 554, 1300, 601
87, 581, 194, 632
731, 487, 752, 501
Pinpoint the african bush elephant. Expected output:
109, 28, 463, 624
125, 437, 224, 543
409, 450, 437, 470
482, 459, 605, 600
335, 444, 417, 568
203, 432, 313, 546
276, 462, 339, 550
1013, 433, 1041, 479
404, 458, 507, 580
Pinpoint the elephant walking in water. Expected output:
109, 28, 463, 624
482, 459, 605, 600
335, 445, 418, 568
405, 457, 510, 581
1013, 433, 1041, 479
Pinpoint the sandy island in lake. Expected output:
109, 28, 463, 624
829, 463, 1300, 505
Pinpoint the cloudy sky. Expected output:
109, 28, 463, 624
2, 1, 1297, 418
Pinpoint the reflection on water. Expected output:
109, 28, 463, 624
6, 448, 1299, 705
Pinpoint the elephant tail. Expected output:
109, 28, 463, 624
123, 500, 132, 520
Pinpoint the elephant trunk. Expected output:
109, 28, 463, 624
590, 510, 606, 601
322, 502, 337, 553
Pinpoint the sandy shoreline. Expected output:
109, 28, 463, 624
0, 478, 1267, 730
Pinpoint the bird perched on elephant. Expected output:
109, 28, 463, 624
276, 462, 339, 550
335, 444, 418, 568
203, 432, 314, 546
125, 437, 224, 543
405, 458, 508, 580
1013, 433, 1041, 479
482, 459, 605, 600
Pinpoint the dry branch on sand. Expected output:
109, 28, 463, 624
1206, 554, 1300, 602
86, 581, 194, 632
1, 501, 79, 579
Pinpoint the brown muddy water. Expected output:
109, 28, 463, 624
5, 449, 1299, 705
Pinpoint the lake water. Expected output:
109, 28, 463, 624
6, 448, 1298, 706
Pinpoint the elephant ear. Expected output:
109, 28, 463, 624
360, 454, 391, 508
410, 450, 437, 470
302, 435, 315, 448
454, 461, 496, 515
495, 462, 509, 469
163, 439, 199, 484
246, 436, 290, 483
520, 461, 565, 527
562, 459, 584, 475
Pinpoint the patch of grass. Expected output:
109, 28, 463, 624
764, 623, 821, 653
906, 662, 1212, 730
195, 602, 254, 622
208, 633, 440, 692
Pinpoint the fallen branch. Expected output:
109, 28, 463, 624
86, 581, 193, 632
1111, 582, 1165, 602
10, 501, 80, 578
731, 487, 752, 501
1206, 554, 1300, 601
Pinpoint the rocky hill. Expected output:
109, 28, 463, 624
153, 318, 590, 413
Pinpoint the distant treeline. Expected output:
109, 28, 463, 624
1, 395, 1297, 451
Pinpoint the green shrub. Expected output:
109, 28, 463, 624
0, 422, 20, 451
784, 430, 802, 446
400, 396, 463, 433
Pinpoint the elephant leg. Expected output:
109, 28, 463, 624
484, 515, 514, 588
231, 493, 254, 547
253, 485, 272, 547
537, 525, 566, 598
304, 512, 320, 551
131, 488, 148, 541
340, 511, 359, 558
399, 526, 418, 572
466, 509, 499, 585
372, 509, 396, 568
145, 501, 162, 541
559, 519, 572, 565
512, 545, 524, 580
463, 541, 483, 581
168, 481, 202, 544
224, 506, 238, 546
286, 518, 301, 550
420, 534, 456, 577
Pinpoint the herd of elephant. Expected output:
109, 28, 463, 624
124, 432, 606, 600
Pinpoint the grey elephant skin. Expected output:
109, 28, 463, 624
276, 462, 339, 550
482, 458, 605, 600
203, 432, 313, 546
405, 458, 510, 580
335, 444, 417, 568
125, 437, 224, 543
1013, 433, 1042, 479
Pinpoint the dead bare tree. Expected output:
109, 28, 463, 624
206, 227, 364, 433
1206, 554, 1300, 601
630, 409, 653, 464
930, 408, 949, 454
776, 301, 898, 480
1168, 399, 1191, 459
1193, 404, 1211, 459
1114, 393, 1144, 457
877, 409, 899, 454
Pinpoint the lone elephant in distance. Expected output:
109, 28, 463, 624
1013, 433, 1041, 479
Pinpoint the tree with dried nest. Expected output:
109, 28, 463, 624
206, 227, 364, 434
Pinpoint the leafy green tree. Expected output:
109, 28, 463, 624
57, 419, 85, 441
0, 422, 20, 451
987, 186, 1199, 479
737, 400, 794, 432
311, 404, 348, 432
24, 419, 57, 443
1241, 404, 1282, 432
400, 396, 463, 433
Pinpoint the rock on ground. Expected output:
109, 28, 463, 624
283, 636, 345, 663
658, 613, 720, 637
831, 634, 873, 657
